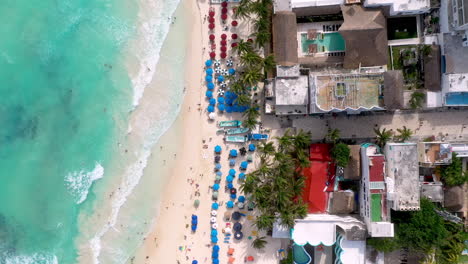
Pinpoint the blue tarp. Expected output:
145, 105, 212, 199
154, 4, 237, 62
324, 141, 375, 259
227, 200, 234, 208
213, 184, 220, 191
249, 143, 256, 151
209, 98, 216, 105
214, 145, 221, 153
229, 169, 236, 175
207, 105, 215, 112
207, 82, 215, 90
230, 149, 238, 157
226, 175, 233, 182
205, 60, 213, 67
206, 91, 213, 98
212, 203, 219, 210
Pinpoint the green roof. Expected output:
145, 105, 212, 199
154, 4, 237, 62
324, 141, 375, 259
371, 193, 382, 222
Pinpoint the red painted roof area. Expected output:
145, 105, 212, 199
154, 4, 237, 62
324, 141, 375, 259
309, 143, 332, 162
302, 161, 336, 213
369, 155, 385, 182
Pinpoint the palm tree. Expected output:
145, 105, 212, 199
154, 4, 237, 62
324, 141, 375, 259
263, 54, 276, 73
374, 127, 393, 148
252, 236, 268, 249
325, 128, 340, 144
292, 130, 311, 150
254, 30, 271, 48
258, 141, 276, 158
240, 51, 263, 67
251, 2, 269, 19
243, 105, 260, 120
395, 126, 413, 142
241, 66, 263, 87
243, 116, 258, 130
410, 91, 425, 109
233, 39, 253, 56
230, 81, 244, 95
235, 94, 250, 106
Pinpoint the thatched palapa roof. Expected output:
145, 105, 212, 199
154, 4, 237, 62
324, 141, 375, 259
344, 145, 361, 180
273, 11, 298, 66
383, 70, 405, 110
424, 45, 441, 91
339, 5, 388, 69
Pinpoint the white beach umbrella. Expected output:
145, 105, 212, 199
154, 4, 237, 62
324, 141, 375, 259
212, 223, 218, 229
210, 217, 217, 223
217, 89, 225, 96
220, 82, 227, 89
209, 112, 216, 120
237, 202, 245, 209
214, 60, 221, 67
211, 210, 218, 216
224, 227, 232, 234
222, 69, 228, 76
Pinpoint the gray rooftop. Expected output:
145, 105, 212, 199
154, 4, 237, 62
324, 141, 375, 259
276, 65, 300, 77
421, 183, 444, 203
384, 143, 420, 211
274, 75, 309, 115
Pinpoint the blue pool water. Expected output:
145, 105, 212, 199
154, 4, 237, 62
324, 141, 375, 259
445, 92, 468, 105
293, 244, 312, 264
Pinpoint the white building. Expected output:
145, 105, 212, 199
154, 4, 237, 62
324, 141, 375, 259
450, 0, 468, 46
441, 73, 468, 106
363, 0, 431, 16
360, 144, 394, 237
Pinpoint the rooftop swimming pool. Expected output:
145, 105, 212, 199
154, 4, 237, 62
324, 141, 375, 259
445, 92, 468, 106
293, 244, 312, 264
301, 32, 346, 53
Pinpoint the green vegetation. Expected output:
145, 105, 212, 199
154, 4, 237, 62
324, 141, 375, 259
241, 130, 311, 232
325, 128, 340, 144
280, 248, 294, 264
331, 143, 350, 167
410, 91, 425, 109
394, 126, 413, 142
368, 199, 467, 263
389, 45, 424, 89
252, 236, 268, 249
438, 153, 468, 187
242, 104, 261, 130
374, 127, 393, 148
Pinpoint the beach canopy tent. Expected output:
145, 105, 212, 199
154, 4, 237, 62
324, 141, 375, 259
226, 175, 234, 182
220, 53, 227, 59
238, 195, 245, 203
209, 98, 216, 106
222, 7, 228, 13
220, 40, 227, 46
220, 46, 227, 52
209, 34, 215, 40
206, 91, 213, 98
217, 97, 225, 104
231, 33, 238, 39
229, 68, 236, 75
207, 106, 215, 112
230, 149, 238, 157
227, 200, 234, 208
210, 52, 216, 58
249, 144, 256, 151
215, 163, 221, 170
234, 222, 242, 231
240, 161, 248, 169
229, 159, 235, 166
214, 145, 222, 153
206, 75, 213, 82
212, 202, 219, 210
205, 60, 213, 67
229, 169, 236, 175
217, 75, 224, 82
206, 68, 214, 75
218, 104, 225, 111
213, 183, 220, 191
227, 183, 233, 189
231, 20, 238, 27
207, 82, 215, 90
209, 23, 215, 30
221, 34, 227, 40
238, 172, 246, 180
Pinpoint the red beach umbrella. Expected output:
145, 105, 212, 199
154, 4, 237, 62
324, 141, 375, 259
209, 34, 215, 41
220, 40, 227, 46
221, 46, 227, 52
231, 33, 238, 39
231, 42, 238, 48
220, 52, 227, 59
221, 14, 227, 20
222, 8, 228, 14
210, 52, 216, 58
209, 11, 215, 17
221, 34, 227, 40
209, 23, 215, 30
221, 2, 228, 7
247, 38, 253, 42
231, 20, 238, 27
209, 17, 215, 23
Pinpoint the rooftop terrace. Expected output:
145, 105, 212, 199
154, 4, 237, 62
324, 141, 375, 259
418, 142, 452, 166
311, 73, 384, 113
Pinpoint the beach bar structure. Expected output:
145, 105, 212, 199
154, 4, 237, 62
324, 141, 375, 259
359, 144, 394, 237
384, 143, 420, 211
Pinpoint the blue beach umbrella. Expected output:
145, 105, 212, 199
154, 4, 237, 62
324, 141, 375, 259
216, 171, 222, 176
213, 245, 220, 252
217, 104, 225, 111
249, 143, 256, 151
212, 202, 219, 210
209, 98, 216, 105
217, 75, 224, 82
230, 149, 238, 157
206, 75, 213, 82
207, 82, 215, 90
206, 90, 213, 98
205, 60, 213, 67
207, 105, 215, 112
227, 183, 233, 189
211, 229, 218, 236
229, 159, 236, 166
217, 97, 225, 104
232, 105, 240, 112
211, 237, 218, 243
212, 251, 219, 258
238, 172, 246, 180
238, 196, 246, 203
213, 184, 220, 191
213, 259, 219, 264
215, 163, 221, 170
230, 193, 237, 199
240, 161, 248, 169
214, 145, 222, 153
229, 169, 236, 176
227, 201, 234, 208
192, 261, 198, 264
225, 106, 233, 113
226, 175, 233, 182
206, 68, 214, 75
229, 68, 236, 75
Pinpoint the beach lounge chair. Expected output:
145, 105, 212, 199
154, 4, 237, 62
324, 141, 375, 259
228, 257, 235, 264
227, 247, 235, 255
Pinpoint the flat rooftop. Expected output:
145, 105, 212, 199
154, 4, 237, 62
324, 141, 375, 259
275, 75, 309, 115
385, 143, 420, 211
311, 73, 384, 113
364, 0, 430, 14
418, 142, 452, 165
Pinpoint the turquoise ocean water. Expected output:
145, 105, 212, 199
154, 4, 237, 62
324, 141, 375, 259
0, 0, 184, 263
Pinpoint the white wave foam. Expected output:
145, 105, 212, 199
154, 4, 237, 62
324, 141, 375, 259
5, 252, 58, 264
65, 163, 104, 204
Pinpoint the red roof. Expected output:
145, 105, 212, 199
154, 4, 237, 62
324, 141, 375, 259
369, 156, 385, 182
309, 143, 332, 162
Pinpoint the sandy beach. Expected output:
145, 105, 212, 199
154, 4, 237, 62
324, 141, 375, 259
130, 0, 284, 263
